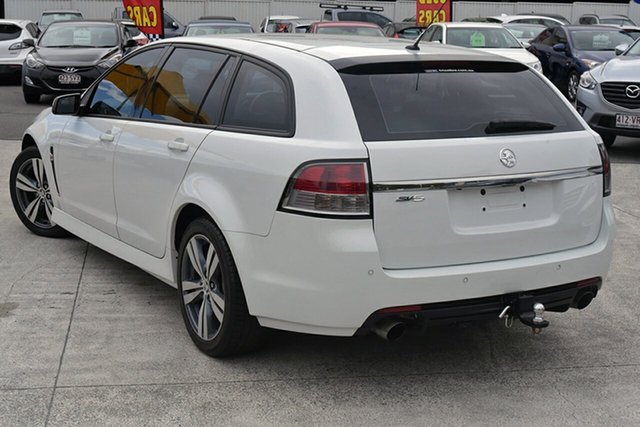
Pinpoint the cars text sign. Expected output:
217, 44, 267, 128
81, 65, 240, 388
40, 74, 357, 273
416, 0, 451, 27
122, 0, 164, 37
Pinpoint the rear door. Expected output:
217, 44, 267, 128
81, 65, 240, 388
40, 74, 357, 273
340, 61, 604, 269
113, 47, 233, 257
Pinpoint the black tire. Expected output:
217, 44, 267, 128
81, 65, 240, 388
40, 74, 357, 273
177, 217, 263, 357
566, 71, 580, 102
23, 88, 40, 104
9, 146, 69, 237
599, 134, 616, 148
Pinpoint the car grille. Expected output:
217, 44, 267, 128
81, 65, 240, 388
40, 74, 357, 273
601, 82, 640, 109
46, 66, 94, 73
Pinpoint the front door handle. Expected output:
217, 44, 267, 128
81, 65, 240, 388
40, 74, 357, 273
99, 132, 115, 142
167, 140, 189, 152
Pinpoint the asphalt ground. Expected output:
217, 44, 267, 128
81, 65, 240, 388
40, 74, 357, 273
0, 82, 639, 426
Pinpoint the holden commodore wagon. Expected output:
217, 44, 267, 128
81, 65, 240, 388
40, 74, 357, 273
9, 35, 615, 357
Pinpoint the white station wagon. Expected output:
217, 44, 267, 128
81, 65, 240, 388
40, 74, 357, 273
10, 35, 615, 357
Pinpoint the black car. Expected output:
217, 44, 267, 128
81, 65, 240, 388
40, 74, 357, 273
528, 25, 634, 101
22, 20, 137, 104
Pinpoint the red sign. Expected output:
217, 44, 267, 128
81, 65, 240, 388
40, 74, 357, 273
416, 0, 451, 27
122, 0, 164, 37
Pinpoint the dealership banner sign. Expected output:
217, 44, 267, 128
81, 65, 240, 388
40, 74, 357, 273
122, 0, 164, 39
416, 0, 451, 27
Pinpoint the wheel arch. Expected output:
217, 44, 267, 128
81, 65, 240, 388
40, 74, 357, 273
22, 134, 37, 151
173, 203, 216, 254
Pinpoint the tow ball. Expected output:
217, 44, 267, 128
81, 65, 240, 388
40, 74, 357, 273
498, 295, 549, 334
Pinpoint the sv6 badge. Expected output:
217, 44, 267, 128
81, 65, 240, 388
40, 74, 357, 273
396, 195, 425, 202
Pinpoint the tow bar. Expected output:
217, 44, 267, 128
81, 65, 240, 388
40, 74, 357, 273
498, 295, 549, 334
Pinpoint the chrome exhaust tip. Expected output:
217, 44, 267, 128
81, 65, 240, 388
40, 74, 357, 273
373, 318, 406, 342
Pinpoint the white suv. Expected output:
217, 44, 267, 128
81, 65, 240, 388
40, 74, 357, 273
10, 35, 615, 357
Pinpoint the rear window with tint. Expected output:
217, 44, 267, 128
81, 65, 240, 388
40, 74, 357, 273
0, 24, 21, 41
339, 62, 583, 141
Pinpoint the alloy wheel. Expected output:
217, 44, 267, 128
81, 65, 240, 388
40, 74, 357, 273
180, 234, 225, 341
14, 157, 55, 229
567, 73, 579, 101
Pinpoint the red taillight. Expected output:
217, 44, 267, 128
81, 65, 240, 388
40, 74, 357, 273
597, 143, 611, 197
281, 161, 371, 217
377, 305, 422, 314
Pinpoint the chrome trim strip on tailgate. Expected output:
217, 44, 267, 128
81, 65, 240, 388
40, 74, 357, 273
373, 166, 603, 192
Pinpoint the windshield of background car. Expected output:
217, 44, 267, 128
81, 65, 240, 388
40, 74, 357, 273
446, 28, 522, 48
39, 24, 118, 48
339, 62, 583, 141
40, 13, 82, 28
0, 24, 22, 41
599, 18, 636, 26
316, 26, 384, 36
185, 25, 253, 36
569, 29, 633, 50
505, 24, 545, 41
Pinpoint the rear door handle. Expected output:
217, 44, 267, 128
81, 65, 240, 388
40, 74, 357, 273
167, 140, 189, 152
99, 133, 115, 142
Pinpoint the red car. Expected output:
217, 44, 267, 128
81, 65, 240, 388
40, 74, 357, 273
306, 21, 385, 37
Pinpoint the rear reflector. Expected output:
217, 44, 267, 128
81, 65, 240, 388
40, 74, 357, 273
597, 143, 611, 197
280, 161, 371, 217
377, 305, 423, 314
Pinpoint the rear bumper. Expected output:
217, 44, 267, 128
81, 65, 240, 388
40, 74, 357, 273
226, 199, 615, 337
356, 278, 601, 335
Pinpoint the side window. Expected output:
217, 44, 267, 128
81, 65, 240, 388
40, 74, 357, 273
141, 48, 227, 123
88, 48, 163, 117
367, 13, 390, 28
338, 11, 365, 22
164, 14, 174, 28
196, 57, 237, 125
432, 26, 443, 43
222, 61, 292, 134
26, 23, 39, 38
541, 30, 558, 46
323, 10, 333, 21
421, 26, 436, 41
554, 28, 568, 44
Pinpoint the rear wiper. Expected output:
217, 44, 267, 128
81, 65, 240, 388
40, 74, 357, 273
485, 120, 556, 134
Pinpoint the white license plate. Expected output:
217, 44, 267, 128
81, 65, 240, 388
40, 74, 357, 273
58, 74, 81, 85
615, 114, 640, 129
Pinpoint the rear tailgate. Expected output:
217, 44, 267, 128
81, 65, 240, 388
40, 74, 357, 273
339, 58, 604, 269
367, 132, 603, 269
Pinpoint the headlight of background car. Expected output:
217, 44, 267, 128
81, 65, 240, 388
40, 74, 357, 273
530, 61, 542, 72
97, 55, 122, 70
25, 53, 43, 69
579, 72, 597, 90
582, 59, 601, 69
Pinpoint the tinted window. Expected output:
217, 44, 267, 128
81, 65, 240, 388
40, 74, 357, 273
323, 11, 333, 21
222, 61, 292, 133
26, 23, 39, 38
398, 27, 422, 39
89, 48, 163, 117
553, 28, 568, 44
569, 29, 633, 50
340, 63, 583, 141
140, 48, 226, 123
40, 13, 83, 27
431, 27, 443, 42
0, 24, 21, 41
366, 13, 391, 28
196, 58, 237, 125
337, 11, 366, 22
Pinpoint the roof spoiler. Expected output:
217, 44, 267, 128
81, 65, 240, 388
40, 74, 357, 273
319, 3, 384, 12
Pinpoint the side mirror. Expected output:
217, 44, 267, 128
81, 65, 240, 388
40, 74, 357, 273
52, 93, 81, 115
124, 39, 138, 48
23, 38, 35, 47
170, 21, 179, 30
521, 41, 531, 49
552, 43, 567, 52
615, 43, 629, 56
